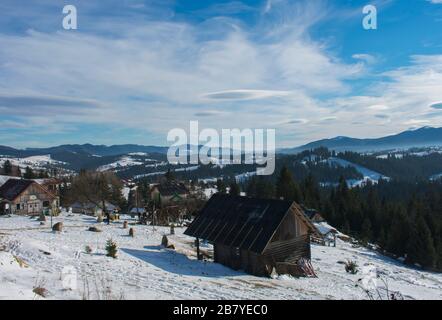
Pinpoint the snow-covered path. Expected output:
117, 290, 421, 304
0, 213, 441, 300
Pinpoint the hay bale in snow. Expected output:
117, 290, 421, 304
88, 226, 102, 232
52, 222, 63, 232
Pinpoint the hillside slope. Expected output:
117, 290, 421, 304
1, 213, 441, 300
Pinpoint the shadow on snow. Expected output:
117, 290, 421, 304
121, 246, 244, 278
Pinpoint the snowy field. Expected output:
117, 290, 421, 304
0, 212, 441, 300
0, 155, 66, 171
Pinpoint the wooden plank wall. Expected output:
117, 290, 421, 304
262, 234, 310, 264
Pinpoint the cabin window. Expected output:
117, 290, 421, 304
16, 204, 20, 210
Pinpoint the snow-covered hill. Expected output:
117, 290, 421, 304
0, 155, 67, 171
327, 157, 390, 187
0, 213, 440, 300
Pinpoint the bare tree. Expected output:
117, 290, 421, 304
67, 171, 124, 223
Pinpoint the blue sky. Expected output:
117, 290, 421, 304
0, 0, 442, 148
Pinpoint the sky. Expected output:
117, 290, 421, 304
0, 0, 442, 149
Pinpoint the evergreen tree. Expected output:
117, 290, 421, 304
165, 168, 175, 181
105, 239, 118, 258
302, 174, 320, 208
276, 166, 300, 202
255, 177, 275, 200
406, 215, 437, 268
229, 180, 240, 196
246, 176, 274, 199
23, 166, 35, 179
37, 170, 48, 178
3, 160, 12, 175
216, 179, 226, 194
360, 217, 372, 243
386, 206, 410, 256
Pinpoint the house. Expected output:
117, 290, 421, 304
39, 178, 62, 197
184, 194, 320, 277
302, 207, 325, 223
129, 207, 146, 216
71, 201, 119, 216
0, 179, 59, 216
150, 182, 189, 204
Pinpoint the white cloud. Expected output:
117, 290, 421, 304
352, 54, 377, 65
0, 0, 365, 147
201, 89, 291, 101
0, 0, 441, 148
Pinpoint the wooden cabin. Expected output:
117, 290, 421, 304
302, 207, 325, 223
0, 179, 59, 216
184, 194, 320, 277
150, 182, 189, 204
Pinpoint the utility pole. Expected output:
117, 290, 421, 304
196, 238, 201, 260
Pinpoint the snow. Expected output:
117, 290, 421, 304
376, 153, 404, 159
314, 222, 338, 236
128, 152, 149, 156
328, 157, 390, 187
0, 175, 49, 187
122, 187, 131, 200
0, 251, 37, 299
235, 171, 257, 183
174, 165, 200, 172
1, 212, 441, 300
98, 156, 143, 172
0, 175, 19, 186
0, 155, 66, 171
430, 173, 442, 181
203, 188, 218, 199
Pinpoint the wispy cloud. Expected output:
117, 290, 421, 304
201, 89, 292, 101
0, 0, 441, 147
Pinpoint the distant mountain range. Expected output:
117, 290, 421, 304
1, 127, 442, 171
279, 126, 442, 154
0, 144, 169, 158
0, 144, 170, 171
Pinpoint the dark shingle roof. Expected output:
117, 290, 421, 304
156, 182, 188, 197
184, 194, 294, 254
0, 179, 34, 201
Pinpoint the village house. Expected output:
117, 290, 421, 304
129, 207, 146, 215
312, 222, 338, 247
40, 178, 62, 197
302, 207, 325, 223
150, 181, 189, 205
185, 194, 320, 277
0, 179, 59, 216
